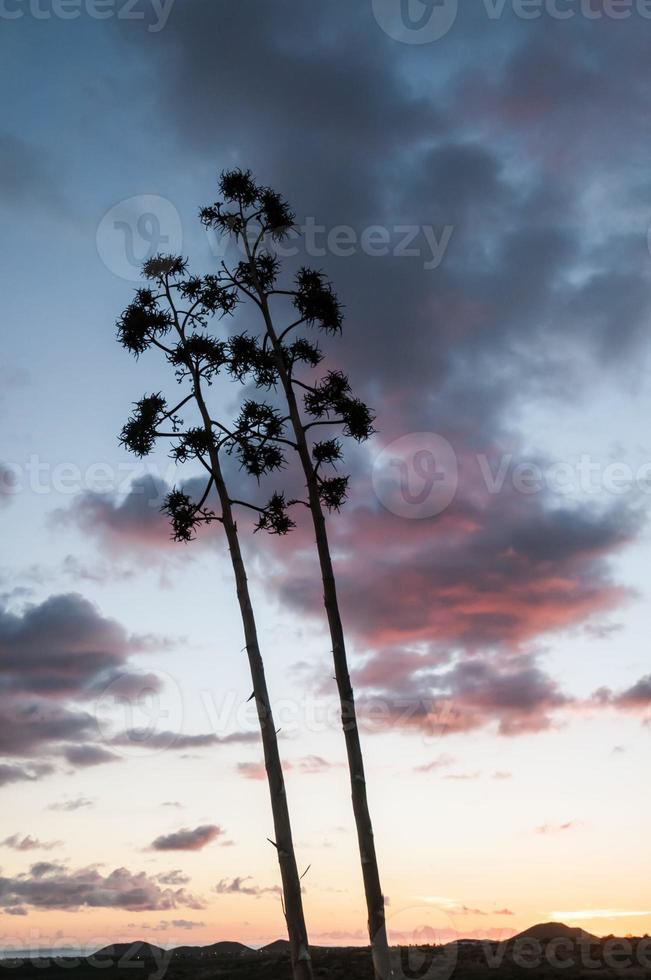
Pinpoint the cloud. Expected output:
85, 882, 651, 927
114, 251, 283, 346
0, 593, 182, 780
236, 762, 267, 782
214, 877, 281, 899
47, 797, 94, 812
266, 474, 642, 739
169, 919, 204, 930
150, 826, 223, 852
155, 871, 190, 886
0, 593, 156, 699
275, 493, 637, 661
414, 755, 456, 773
355, 655, 572, 739
61, 745, 121, 768
1, 835, 61, 852
236, 757, 338, 781
134, 918, 205, 932
53, 477, 172, 554
535, 821, 579, 835
293, 755, 339, 775
0, 864, 204, 912
112, 730, 259, 751
612, 675, 651, 711
0, 763, 54, 788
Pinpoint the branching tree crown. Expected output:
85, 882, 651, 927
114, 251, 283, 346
199, 169, 376, 514
117, 253, 297, 539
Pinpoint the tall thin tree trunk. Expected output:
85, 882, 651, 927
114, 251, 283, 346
259, 299, 392, 980
194, 383, 313, 980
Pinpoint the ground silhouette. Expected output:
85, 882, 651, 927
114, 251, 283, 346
3, 923, 651, 979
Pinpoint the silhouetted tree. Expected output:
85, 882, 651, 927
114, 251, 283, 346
201, 171, 391, 980
116, 255, 313, 980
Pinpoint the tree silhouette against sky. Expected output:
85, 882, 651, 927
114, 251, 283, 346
116, 255, 314, 980
200, 171, 391, 980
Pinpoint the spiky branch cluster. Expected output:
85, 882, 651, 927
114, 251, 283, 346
117, 252, 297, 541
199, 169, 376, 513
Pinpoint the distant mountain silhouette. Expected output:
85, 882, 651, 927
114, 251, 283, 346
259, 939, 292, 954
7, 926, 651, 980
89, 924, 610, 963
511, 922, 598, 943
93, 942, 167, 960
172, 941, 252, 959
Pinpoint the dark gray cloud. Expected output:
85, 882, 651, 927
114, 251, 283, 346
0, 864, 204, 912
0, 763, 53, 788
355, 653, 571, 738
114, 1, 651, 402
150, 825, 223, 852
61, 744, 121, 768
615, 674, 651, 709
0, 594, 147, 775
47, 797, 94, 813
594, 675, 651, 715
1, 835, 61, 852
54, 477, 174, 553
0, 700, 95, 758
0, 594, 199, 781
214, 876, 281, 899
155, 870, 190, 886
139, 918, 205, 931
274, 489, 639, 659
112, 730, 259, 751
0, 593, 135, 698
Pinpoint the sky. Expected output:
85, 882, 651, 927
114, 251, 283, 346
1, 0, 651, 955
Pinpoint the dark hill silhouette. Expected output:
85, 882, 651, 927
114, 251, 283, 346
5, 925, 651, 980
511, 922, 598, 944
93, 942, 167, 960
259, 939, 292, 954
171, 941, 252, 959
